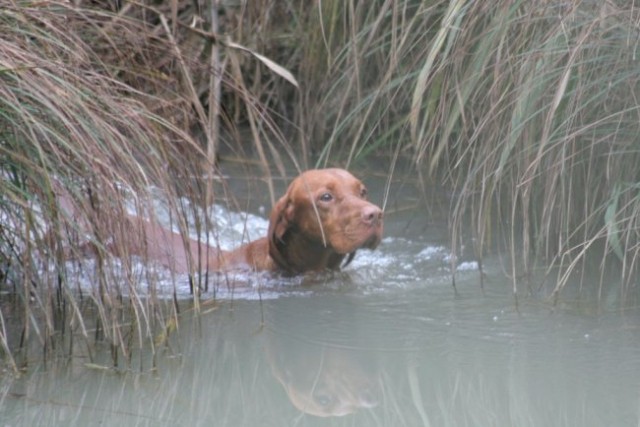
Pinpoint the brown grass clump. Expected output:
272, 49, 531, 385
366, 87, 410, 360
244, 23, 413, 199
0, 0, 302, 370
0, 2, 208, 370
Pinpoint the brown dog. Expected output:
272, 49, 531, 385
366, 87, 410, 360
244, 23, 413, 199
124, 168, 383, 274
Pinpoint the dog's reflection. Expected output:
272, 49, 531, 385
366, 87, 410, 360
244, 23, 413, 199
264, 326, 380, 417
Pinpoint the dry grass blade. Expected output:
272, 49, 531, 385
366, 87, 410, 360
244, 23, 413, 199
226, 40, 299, 89
410, 0, 465, 155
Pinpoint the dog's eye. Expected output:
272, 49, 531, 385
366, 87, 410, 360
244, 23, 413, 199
360, 187, 368, 199
313, 391, 335, 408
319, 192, 333, 202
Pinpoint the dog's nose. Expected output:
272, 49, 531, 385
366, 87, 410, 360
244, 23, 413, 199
362, 205, 383, 225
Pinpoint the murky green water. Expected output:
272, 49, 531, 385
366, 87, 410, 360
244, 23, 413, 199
2, 168, 640, 426
3, 277, 640, 426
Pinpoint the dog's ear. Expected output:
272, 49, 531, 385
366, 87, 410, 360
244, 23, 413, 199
268, 194, 294, 271
268, 195, 294, 243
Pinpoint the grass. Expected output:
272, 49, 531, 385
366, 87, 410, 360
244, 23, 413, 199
1, 0, 640, 367
298, 0, 640, 300
0, 2, 210, 370
409, 0, 640, 300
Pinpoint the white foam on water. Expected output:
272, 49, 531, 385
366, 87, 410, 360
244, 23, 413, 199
11, 188, 480, 300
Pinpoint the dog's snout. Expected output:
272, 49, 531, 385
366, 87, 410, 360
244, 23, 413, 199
362, 205, 383, 225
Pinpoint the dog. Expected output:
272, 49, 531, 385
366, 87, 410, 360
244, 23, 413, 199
211, 168, 383, 274
55, 168, 383, 275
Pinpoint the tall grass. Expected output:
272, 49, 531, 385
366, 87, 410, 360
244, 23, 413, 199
292, 0, 640, 300
0, 0, 305, 369
413, 1, 640, 301
0, 2, 215, 370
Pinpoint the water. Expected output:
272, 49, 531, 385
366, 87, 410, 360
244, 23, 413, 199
2, 168, 640, 426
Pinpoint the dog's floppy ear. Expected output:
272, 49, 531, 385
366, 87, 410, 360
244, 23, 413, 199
268, 194, 294, 243
268, 194, 294, 271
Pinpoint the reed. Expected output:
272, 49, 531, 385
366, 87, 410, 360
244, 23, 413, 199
431, 1, 640, 300
0, 0, 304, 369
293, 0, 640, 300
0, 2, 212, 369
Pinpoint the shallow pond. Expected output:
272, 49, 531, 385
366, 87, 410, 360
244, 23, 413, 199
2, 166, 640, 426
